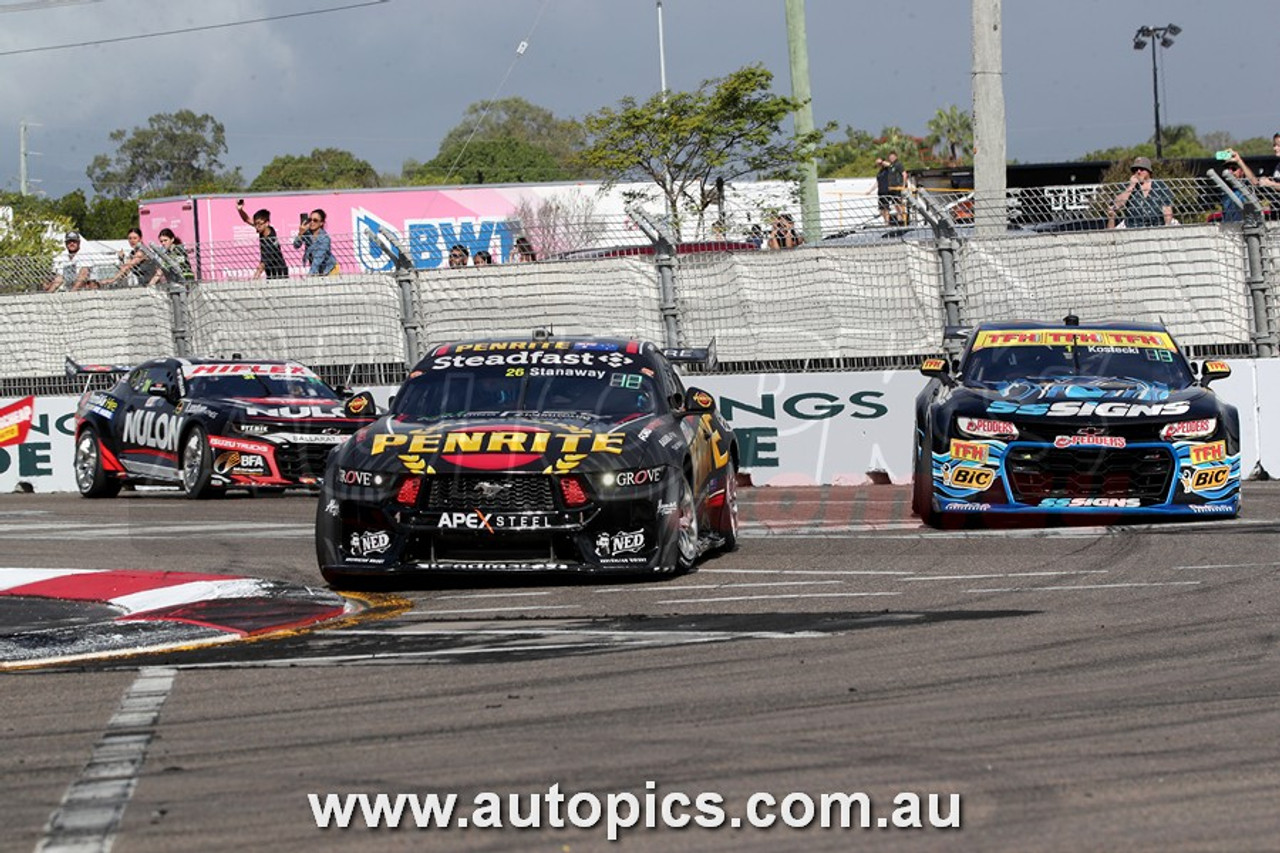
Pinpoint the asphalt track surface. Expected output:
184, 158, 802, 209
2, 484, 1279, 852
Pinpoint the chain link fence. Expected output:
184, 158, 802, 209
0, 178, 1275, 390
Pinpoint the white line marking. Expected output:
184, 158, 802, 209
699, 568, 916, 576
434, 591, 552, 600
655, 592, 901, 604
907, 571, 1109, 582
1171, 562, 1280, 570
37, 667, 176, 853
594, 581, 844, 593
423, 605, 583, 615
967, 581, 1202, 593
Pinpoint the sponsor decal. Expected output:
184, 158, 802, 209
957, 416, 1018, 439
273, 432, 349, 445
338, 468, 388, 487
436, 510, 554, 531
347, 530, 392, 557
347, 396, 369, 414
972, 330, 1175, 350
613, 466, 665, 487
595, 528, 647, 557
921, 358, 947, 372
1189, 504, 1235, 514
1085, 346, 1140, 355
527, 366, 607, 379
1161, 419, 1215, 441
942, 465, 995, 491
184, 363, 314, 378
656, 500, 677, 516
1053, 434, 1127, 449
1038, 497, 1142, 508
710, 430, 732, 468
1179, 465, 1232, 494
949, 439, 990, 463
986, 400, 1191, 417
324, 499, 340, 517
0, 397, 36, 447
122, 409, 184, 452
1203, 360, 1230, 374
943, 502, 991, 511
208, 435, 275, 455
243, 404, 345, 419
690, 390, 714, 409
372, 425, 623, 473
473, 480, 513, 498
431, 350, 633, 370
213, 451, 267, 476
1188, 441, 1226, 465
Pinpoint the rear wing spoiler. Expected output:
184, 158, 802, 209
65, 356, 132, 377
662, 338, 718, 370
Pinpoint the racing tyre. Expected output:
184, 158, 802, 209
717, 458, 740, 553
74, 428, 121, 499
675, 470, 699, 572
180, 426, 217, 499
912, 429, 939, 527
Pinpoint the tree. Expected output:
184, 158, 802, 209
87, 110, 242, 198
406, 138, 568, 186
508, 191, 607, 258
817, 126, 878, 177
436, 97, 586, 177
927, 105, 973, 165
580, 64, 830, 234
249, 148, 380, 191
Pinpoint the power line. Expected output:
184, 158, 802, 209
0, 0, 388, 57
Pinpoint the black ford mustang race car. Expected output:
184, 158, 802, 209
72, 357, 377, 498
315, 335, 739, 586
912, 318, 1241, 526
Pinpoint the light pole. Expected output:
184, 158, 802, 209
1132, 23, 1180, 159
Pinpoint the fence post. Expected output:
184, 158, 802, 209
397, 267, 420, 367
627, 205, 682, 349
912, 194, 963, 354
169, 283, 190, 357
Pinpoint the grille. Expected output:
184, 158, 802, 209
1005, 445, 1174, 502
425, 475, 556, 512
274, 444, 334, 480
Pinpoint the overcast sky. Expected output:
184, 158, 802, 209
1, 0, 1276, 199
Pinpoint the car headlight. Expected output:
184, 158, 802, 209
1160, 418, 1216, 441
956, 416, 1018, 440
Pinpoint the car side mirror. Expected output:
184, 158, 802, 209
344, 390, 376, 417
683, 387, 716, 415
920, 357, 956, 386
1200, 359, 1231, 387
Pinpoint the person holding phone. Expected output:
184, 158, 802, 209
236, 200, 288, 279
292, 208, 337, 276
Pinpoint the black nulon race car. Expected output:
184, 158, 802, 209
72, 357, 378, 498
912, 318, 1241, 526
315, 335, 739, 586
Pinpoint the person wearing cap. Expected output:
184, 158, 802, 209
1107, 156, 1174, 229
43, 231, 97, 292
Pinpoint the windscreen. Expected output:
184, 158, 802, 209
393, 363, 659, 419
962, 328, 1196, 389
186, 372, 340, 400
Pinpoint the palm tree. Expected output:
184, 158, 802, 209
927, 106, 974, 165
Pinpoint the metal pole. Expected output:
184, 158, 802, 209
656, 1, 667, 100
19, 121, 28, 197
169, 284, 190, 358
972, 0, 1007, 238
1151, 38, 1162, 159
398, 268, 421, 368
784, 0, 821, 241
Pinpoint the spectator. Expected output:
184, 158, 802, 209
102, 227, 158, 287
1218, 150, 1256, 224
44, 231, 98, 292
293, 209, 338, 276
1107, 157, 1174, 229
148, 228, 194, 286
236, 201, 289, 279
473, 249, 493, 266
767, 213, 803, 249
513, 235, 537, 262
745, 224, 765, 249
447, 244, 469, 268
867, 156, 895, 225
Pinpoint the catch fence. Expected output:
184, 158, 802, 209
0, 177, 1275, 393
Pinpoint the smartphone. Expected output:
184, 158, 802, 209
300, 213, 309, 223
1215, 150, 1232, 160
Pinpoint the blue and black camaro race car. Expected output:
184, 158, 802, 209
316, 335, 739, 587
912, 318, 1241, 526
